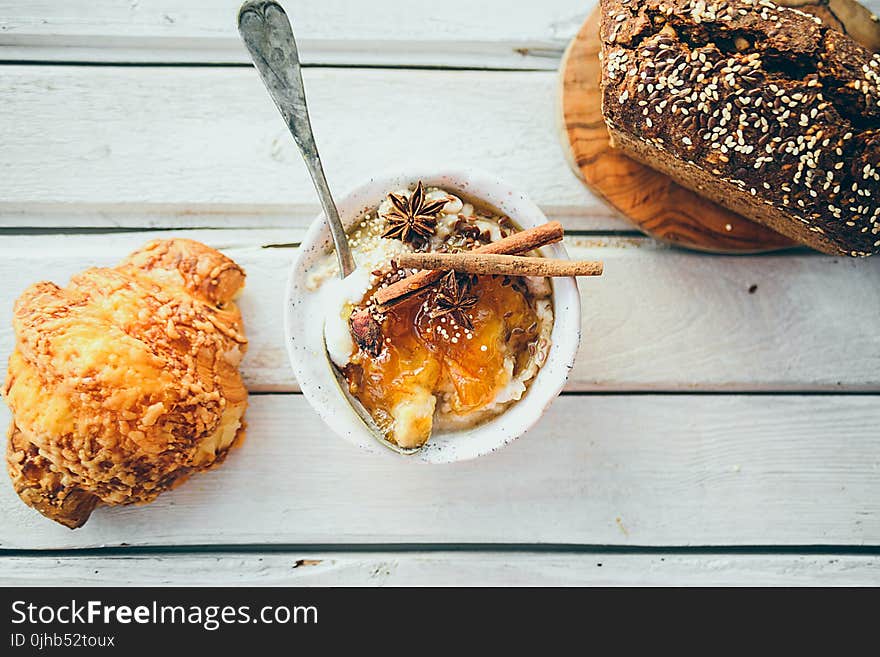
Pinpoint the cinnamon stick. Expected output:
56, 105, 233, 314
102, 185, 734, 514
397, 252, 603, 277
373, 221, 564, 309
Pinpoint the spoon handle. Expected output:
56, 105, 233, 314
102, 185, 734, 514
238, 0, 355, 278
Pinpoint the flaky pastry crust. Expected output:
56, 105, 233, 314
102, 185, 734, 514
3, 239, 248, 528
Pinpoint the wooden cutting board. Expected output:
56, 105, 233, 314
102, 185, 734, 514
558, 1, 880, 253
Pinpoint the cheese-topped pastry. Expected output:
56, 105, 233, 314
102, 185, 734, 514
3, 239, 248, 528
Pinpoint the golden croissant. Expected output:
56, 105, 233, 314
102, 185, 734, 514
3, 239, 248, 528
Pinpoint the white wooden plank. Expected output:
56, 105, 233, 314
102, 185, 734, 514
0, 0, 589, 68
1, 394, 878, 549
2, 0, 878, 67
1, 552, 878, 586
0, 230, 877, 391
0, 208, 627, 233
0, 65, 626, 230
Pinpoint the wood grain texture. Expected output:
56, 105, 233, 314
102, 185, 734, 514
0, 65, 625, 230
0, 0, 588, 68
1, 0, 879, 571
1, 0, 876, 67
2, 230, 878, 392
1, 393, 878, 549
0, 230, 877, 392
559, 8, 795, 253
2, 230, 879, 391
1, 552, 878, 586
558, 1, 880, 254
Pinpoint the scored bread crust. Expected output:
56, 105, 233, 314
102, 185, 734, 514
599, 0, 880, 256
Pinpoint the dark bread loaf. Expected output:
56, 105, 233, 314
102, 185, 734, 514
599, 0, 880, 256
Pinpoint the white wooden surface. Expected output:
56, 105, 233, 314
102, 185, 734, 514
1, 553, 878, 586
2, 394, 879, 549
0, 65, 620, 229
0, 0, 878, 585
0, 0, 585, 67
0, 231, 877, 392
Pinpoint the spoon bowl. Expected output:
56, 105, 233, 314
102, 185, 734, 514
322, 331, 422, 456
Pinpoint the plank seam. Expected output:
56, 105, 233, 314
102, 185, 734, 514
0, 60, 556, 73
2, 544, 879, 557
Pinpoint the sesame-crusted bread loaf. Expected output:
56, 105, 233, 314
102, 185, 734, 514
599, 0, 880, 256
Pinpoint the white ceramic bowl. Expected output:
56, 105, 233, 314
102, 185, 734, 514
285, 168, 581, 463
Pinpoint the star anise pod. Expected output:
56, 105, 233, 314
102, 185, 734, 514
381, 181, 446, 247
428, 271, 478, 330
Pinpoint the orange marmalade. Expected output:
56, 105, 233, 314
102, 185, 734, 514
310, 184, 554, 450
309, 183, 554, 450
344, 273, 543, 448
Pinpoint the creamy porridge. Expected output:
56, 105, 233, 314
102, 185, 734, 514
307, 182, 553, 449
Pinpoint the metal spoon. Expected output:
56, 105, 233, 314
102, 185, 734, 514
237, 1, 421, 455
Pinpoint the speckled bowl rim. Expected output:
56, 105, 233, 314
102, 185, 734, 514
284, 167, 581, 464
